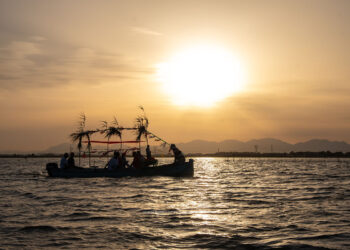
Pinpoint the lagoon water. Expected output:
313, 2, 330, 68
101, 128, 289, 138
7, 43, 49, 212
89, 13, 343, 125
0, 157, 349, 249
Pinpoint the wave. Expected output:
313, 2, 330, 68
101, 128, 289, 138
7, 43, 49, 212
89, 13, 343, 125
18, 225, 72, 233
1, 157, 349, 249
119, 194, 145, 199
22, 192, 44, 200
65, 216, 120, 222
295, 233, 349, 241
65, 212, 91, 217
178, 233, 263, 249
140, 208, 178, 214
19, 225, 58, 232
275, 244, 333, 250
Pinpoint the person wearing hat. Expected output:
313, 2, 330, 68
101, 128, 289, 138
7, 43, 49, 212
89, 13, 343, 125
170, 144, 185, 164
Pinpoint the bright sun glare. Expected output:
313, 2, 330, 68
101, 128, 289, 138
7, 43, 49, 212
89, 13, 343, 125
157, 45, 245, 107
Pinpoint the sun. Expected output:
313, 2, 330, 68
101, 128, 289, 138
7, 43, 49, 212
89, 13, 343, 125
157, 45, 245, 107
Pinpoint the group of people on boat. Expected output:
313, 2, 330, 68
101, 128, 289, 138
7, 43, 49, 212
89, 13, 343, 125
59, 143, 185, 170
106, 151, 129, 170
60, 152, 76, 169
106, 145, 158, 170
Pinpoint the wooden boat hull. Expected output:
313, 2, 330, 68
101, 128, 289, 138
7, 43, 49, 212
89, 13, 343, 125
46, 159, 194, 178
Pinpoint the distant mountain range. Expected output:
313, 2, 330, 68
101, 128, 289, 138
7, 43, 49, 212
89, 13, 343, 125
8, 138, 347, 154
2, 138, 350, 155
42, 143, 73, 154
175, 138, 350, 154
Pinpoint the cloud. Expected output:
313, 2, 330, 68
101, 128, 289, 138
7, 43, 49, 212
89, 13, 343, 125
30, 36, 46, 42
0, 37, 153, 90
224, 90, 350, 142
131, 26, 162, 36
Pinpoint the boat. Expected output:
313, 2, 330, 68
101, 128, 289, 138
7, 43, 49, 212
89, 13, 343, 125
51, 109, 192, 178
46, 159, 194, 178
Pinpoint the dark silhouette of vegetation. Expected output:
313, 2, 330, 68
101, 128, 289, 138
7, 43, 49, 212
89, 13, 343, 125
70, 113, 98, 166
135, 106, 149, 148
100, 116, 123, 152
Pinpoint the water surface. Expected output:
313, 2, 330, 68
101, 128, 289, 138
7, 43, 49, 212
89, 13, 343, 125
0, 157, 349, 249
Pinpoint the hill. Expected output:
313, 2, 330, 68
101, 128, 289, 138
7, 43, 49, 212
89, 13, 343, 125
176, 138, 350, 154
4, 138, 349, 155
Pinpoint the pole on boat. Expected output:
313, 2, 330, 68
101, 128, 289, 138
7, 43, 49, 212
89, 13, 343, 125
146, 130, 170, 146
106, 139, 109, 161
88, 149, 91, 167
101, 121, 109, 162
87, 134, 91, 167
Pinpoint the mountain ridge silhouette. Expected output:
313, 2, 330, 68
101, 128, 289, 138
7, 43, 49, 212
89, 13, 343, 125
31, 138, 350, 154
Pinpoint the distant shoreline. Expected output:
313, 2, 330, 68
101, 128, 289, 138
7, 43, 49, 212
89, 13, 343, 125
1, 151, 350, 158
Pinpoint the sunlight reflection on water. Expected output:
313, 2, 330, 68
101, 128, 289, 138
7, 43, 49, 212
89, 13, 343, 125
0, 157, 349, 249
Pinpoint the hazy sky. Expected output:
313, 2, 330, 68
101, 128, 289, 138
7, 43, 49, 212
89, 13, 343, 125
0, 0, 349, 151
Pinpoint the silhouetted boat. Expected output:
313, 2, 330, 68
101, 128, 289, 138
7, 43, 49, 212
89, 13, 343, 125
46, 159, 194, 178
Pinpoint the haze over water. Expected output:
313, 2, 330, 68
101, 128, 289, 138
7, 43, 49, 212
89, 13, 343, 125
1, 157, 349, 249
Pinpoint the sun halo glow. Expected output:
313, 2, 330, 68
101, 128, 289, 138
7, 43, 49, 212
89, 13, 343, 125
157, 45, 245, 107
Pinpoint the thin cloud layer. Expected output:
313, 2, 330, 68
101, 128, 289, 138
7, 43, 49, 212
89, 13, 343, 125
0, 37, 152, 90
131, 26, 162, 36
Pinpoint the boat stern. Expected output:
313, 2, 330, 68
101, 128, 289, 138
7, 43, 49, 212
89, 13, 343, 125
46, 162, 58, 177
185, 159, 194, 177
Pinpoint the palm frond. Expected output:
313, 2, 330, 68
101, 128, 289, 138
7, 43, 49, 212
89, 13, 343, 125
112, 116, 119, 126
78, 113, 86, 131
144, 116, 149, 129
101, 121, 108, 129
134, 116, 145, 140
136, 126, 146, 141
70, 113, 98, 151
85, 129, 98, 136
70, 131, 82, 142
136, 106, 149, 129
99, 116, 123, 143
104, 126, 122, 140
70, 131, 87, 150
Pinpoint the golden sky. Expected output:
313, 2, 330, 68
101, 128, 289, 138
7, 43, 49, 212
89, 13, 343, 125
0, 0, 349, 151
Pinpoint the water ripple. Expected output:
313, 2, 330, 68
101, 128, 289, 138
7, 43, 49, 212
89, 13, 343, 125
0, 157, 349, 249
